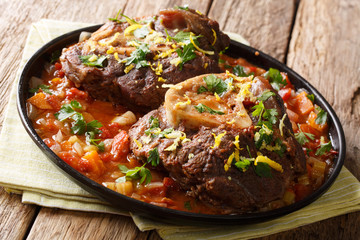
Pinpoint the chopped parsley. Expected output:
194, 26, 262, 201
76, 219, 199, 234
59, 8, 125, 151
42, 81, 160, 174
254, 122, 274, 149
184, 201, 192, 210
307, 94, 315, 102
50, 50, 61, 63
118, 164, 152, 185
252, 101, 278, 125
194, 103, 225, 115
175, 5, 189, 11
315, 141, 332, 156
233, 65, 253, 77
123, 42, 150, 68
147, 148, 160, 167
79, 55, 107, 68
315, 106, 328, 125
55, 101, 104, 149
257, 91, 276, 101
264, 68, 287, 91
176, 43, 196, 70
29, 84, 52, 95
109, 9, 138, 25
133, 25, 150, 39
295, 124, 315, 145
197, 74, 228, 95
144, 116, 160, 136
254, 162, 272, 177
234, 157, 252, 172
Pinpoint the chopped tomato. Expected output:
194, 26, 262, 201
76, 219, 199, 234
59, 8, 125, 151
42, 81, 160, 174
294, 184, 313, 201
59, 152, 81, 171
54, 62, 62, 70
66, 87, 89, 100
295, 92, 314, 115
286, 108, 299, 123
307, 111, 328, 134
80, 151, 106, 177
111, 131, 130, 161
45, 94, 61, 111
278, 88, 292, 101
98, 126, 112, 139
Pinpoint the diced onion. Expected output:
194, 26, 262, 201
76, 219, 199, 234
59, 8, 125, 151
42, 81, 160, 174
111, 111, 137, 126
79, 31, 92, 42
29, 76, 43, 89
53, 130, 64, 143
26, 102, 37, 120
145, 182, 164, 190
72, 142, 84, 156
50, 142, 62, 154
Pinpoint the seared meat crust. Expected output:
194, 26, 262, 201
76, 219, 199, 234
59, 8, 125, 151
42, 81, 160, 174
60, 8, 230, 110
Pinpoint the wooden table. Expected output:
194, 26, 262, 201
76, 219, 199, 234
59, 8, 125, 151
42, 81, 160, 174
0, 0, 359, 239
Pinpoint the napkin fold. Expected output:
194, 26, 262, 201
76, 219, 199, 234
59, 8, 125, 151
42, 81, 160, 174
0, 19, 359, 240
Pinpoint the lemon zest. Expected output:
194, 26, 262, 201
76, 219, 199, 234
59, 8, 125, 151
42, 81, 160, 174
190, 33, 214, 55
211, 131, 227, 149
124, 24, 143, 36
134, 139, 142, 149
211, 29, 217, 46
254, 155, 283, 172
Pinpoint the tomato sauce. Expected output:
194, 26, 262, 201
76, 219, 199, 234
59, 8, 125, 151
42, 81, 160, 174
27, 55, 336, 214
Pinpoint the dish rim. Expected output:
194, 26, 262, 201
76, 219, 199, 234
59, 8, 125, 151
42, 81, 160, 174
16, 25, 346, 225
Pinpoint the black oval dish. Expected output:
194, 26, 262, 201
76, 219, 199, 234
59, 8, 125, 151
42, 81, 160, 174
17, 25, 346, 226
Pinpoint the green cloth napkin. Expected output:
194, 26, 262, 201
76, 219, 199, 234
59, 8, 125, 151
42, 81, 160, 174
0, 19, 359, 240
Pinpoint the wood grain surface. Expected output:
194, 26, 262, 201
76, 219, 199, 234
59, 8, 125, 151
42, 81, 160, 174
0, 0, 358, 239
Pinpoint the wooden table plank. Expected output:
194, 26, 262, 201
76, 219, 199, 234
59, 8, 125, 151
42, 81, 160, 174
0, 188, 38, 240
208, 0, 296, 62
283, 0, 360, 239
26, 208, 150, 240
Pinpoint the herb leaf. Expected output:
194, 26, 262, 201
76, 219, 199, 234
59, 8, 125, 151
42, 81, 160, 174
184, 201, 192, 210
176, 43, 196, 70
315, 141, 332, 156
307, 94, 315, 102
234, 157, 252, 172
175, 5, 189, 11
257, 91, 276, 101
198, 75, 228, 95
147, 148, 160, 167
233, 65, 253, 77
194, 103, 225, 115
254, 162, 272, 177
295, 125, 315, 145
29, 84, 52, 95
50, 50, 61, 63
123, 42, 150, 68
133, 25, 150, 39
315, 106, 328, 125
79, 55, 107, 68
118, 164, 152, 185
265, 68, 287, 91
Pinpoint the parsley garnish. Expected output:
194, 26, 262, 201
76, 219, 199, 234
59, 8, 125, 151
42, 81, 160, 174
265, 68, 287, 91
85, 131, 105, 152
123, 42, 150, 68
307, 94, 315, 102
29, 84, 52, 95
254, 162, 272, 177
109, 9, 138, 25
252, 101, 278, 125
144, 116, 160, 136
234, 157, 252, 172
55, 101, 104, 149
197, 75, 228, 95
233, 65, 253, 77
315, 106, 328, 125
194, 103, 225, 115
315, 141, 332, 156
295, 124, 315, 145
176, 43, 196, 70
50, 50, 61, 63
79, 55, 107, 68
184, 201, 192, 210
175, 5, 189, 11
254, 122, 274, 149
133, 25, 150, 39
118, 164, 152, 185
257, 91, 276, 101
147, 148, 160, 167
